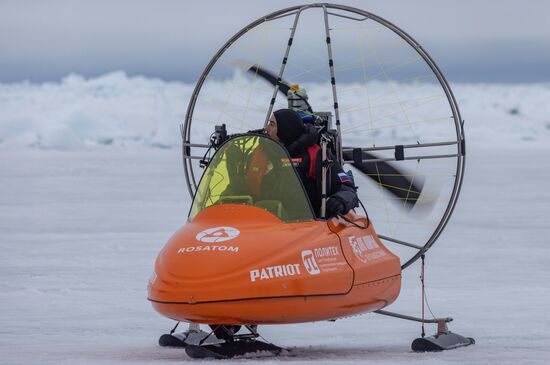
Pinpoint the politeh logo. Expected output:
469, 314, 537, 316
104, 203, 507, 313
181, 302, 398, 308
301, 250, 321, 275
196, 226, 240, 243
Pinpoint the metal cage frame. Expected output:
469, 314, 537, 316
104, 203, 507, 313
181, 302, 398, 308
180, 3, 466, 270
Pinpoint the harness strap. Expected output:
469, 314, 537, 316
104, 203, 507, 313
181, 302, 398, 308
307, 144, 321, 179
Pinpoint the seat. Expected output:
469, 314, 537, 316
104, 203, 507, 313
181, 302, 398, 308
254, 200, 284, 218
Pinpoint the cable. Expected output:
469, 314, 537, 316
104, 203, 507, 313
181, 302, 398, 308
419, 254, 437, 337
358, 197, 370, 228
169, 321, 180, 335
335, 212, 366, 229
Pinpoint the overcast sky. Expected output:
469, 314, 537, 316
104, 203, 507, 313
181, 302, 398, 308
1, 0, 549, 83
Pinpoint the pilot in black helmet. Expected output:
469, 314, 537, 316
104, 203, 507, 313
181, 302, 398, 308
265, 108, 358, 218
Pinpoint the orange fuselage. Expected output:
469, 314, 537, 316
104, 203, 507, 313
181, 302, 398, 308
148, 204, 401, 324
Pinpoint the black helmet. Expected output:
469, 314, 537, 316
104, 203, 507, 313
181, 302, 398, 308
273, 109, 304, 146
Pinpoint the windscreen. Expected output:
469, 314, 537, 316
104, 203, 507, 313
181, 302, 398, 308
189, 135, 314, 223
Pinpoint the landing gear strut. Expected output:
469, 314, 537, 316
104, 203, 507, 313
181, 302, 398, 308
187, 324, 283, 359
159, 323, 283, 359
158, 322, 220, 347
375, 310, 475, 352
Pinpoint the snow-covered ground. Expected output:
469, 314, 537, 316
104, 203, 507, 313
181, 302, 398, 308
1, 74, 549, 364
1, 145, 549, 364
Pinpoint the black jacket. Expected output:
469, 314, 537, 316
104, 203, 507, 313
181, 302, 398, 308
286, 125, 358, 217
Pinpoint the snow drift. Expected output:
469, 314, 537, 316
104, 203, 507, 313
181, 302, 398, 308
0, 71, 549, 149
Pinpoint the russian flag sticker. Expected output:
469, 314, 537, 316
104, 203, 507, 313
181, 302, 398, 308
338, 172, 350, 183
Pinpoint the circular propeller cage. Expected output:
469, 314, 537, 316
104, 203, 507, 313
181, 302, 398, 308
181, 3, 465, 270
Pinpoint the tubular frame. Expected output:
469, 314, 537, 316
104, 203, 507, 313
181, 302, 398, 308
180, 3, 466, 270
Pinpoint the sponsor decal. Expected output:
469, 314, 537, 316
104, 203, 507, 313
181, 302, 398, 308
250, 264, 301, 282
196, 226, 240, 243
301, 250, 321, 275
249, 245, 347, 282
311, 245, 347, 272
179, 227, 241, 254
348, 235, 386, 263
313, 246, 339, 258
178, 245, 239, 254
281, 157, 303, 167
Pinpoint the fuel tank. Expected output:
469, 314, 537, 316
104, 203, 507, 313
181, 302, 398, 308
148, 204, 401, 324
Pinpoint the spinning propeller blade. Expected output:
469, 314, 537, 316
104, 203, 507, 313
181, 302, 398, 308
246, 64, 425, 209
343, 150, 424, 210
247, 64, 291, 96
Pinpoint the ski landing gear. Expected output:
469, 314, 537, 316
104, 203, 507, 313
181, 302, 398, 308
411, 319, 475, 352
158, 322, 221, 348
159, 323, 284, 359
375, 310, 475, 352
186, 324, 283, 359
379, 253, 474, 352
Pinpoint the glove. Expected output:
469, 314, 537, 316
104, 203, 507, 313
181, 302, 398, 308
326, 197, 345, 218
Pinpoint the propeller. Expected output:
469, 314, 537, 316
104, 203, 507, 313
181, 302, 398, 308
247, 64, 291, 95
246, 64, 424, 210
342, 150, 424, 210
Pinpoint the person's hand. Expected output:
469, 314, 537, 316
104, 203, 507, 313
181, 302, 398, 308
326, 197, 345, 217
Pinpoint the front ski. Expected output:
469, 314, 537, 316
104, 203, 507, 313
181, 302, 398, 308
185, 340, 283, 359
159, 330, 223, 347
159, 323, 222, 348
159, 333, 188, 347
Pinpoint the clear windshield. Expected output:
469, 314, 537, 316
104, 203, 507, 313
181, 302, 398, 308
189, 135, 314, 223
